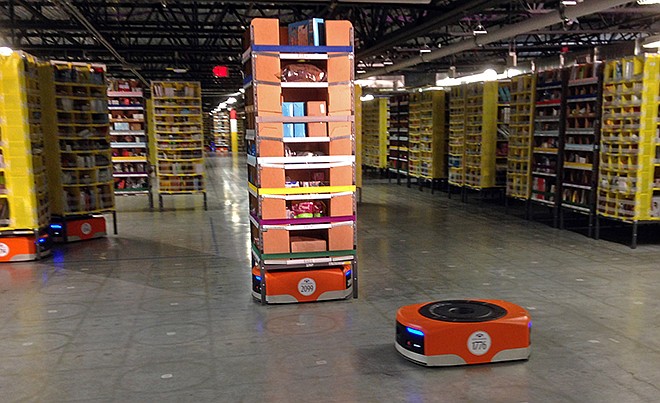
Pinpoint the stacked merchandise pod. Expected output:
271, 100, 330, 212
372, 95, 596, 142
244, 18, 357, 304
150, 81, 207, 210
496, 80, 511, 188
463, 81, 500, 191
530, 67, 566, 226
107, 78, 152, 208
448, 86, 466, 188
506, 73, 536, 202
388, 94, 410, 185
40, 61, 116, 242
559, 62, 603, 234
596, 54, 660, 248
212, 110, 230, 152
235, 110, 247, 153
408, 90, 447, 191
361, 98, 389, 171
0, 51, 50, 260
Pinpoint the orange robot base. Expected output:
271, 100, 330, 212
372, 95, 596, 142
0, 232, 51, 262
252, 264, 352, 304
50, 216, 107, 243
396, 299, 531, 366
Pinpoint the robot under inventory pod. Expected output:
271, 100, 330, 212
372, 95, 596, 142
395, 299, 531, 366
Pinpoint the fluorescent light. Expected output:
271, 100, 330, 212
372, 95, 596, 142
637, 0, 660, 4
239, 88, 245, 94
0, 47, 13, 56
171, 67, 187, 73
357, 69, 367, 74
360, 94, 375, 102
419, 45, 431, 54
226, 97, 237, 104
383, 58, 394, 66
562, 0, 578, 5
643, 35, 660, 48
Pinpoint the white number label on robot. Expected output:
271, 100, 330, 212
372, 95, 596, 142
467, 331, 491, 356
297, 278, 316, 296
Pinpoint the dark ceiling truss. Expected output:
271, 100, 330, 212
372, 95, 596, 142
0, 0, 658, 105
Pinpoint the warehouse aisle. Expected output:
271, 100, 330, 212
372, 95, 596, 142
0, 155, 658, 402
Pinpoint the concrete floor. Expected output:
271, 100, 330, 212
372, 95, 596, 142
1, 155, 659, 402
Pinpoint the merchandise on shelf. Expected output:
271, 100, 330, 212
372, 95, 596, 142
448, 85, 466, 186
408, 90, 447, 182
496, 80, 511, 188
597, 54, 660, 222
506, 73, 536, 200
40, 61, 116, 235
244, 17, 357, 304
388, 94, 410, 182
530, 67, 565, 208
0, 50, 51, 261
462, 81, 500, 189
560, 62, 603, 222
150, 81, 207, 210
361, 98, 389, 169
107, 78, 152, 205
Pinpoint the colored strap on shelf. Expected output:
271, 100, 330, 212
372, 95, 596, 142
251, 45, 353, 54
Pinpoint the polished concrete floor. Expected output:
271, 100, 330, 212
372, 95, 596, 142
1, 155, 659, 402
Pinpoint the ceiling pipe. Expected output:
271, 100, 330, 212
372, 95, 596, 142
55, 0, 148, 86
359, 0, 636, 78
357, 0, 508, 59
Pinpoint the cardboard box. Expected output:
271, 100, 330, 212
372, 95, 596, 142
329, 138, 352, 155
325, 20, 352, 46
327, 57, 352, 83
288, 19, 325, 46
328, 85, 353, 114
250, 18, 281, 46
261, 228, 290, 254
290, 236, 327, 253
252, 53, 281, 83
329, 224, 354, 251
307, 101, 327, 137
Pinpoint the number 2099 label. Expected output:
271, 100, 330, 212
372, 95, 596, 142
467, 331, 491, 356
297, 278, 316, 296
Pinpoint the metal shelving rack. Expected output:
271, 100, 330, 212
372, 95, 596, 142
244, 18, 357, 304
388, 94, 410, 185
150, 81, 207, 210
529, 67, 567, 227
107, 78, 152, 208
0, 51, 51, 260
448, 85, 466, 190
559, 62, 603, 235
40, 60, 117, 242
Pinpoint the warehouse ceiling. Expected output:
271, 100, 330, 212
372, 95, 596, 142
1, 0, 659, 105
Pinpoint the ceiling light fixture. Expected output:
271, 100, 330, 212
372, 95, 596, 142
637, 0, 660, 4
0, 46, 13, 56
360, 94, 375, 102
420, 45, 432, 54
642, 34, 660, 49
561, 0, 578, 5
383, 58, 394, 66
473, 24, 487, 35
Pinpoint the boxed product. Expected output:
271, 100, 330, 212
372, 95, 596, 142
290, 236, 327, 253
293, 102, 306, 137
282, 102, 295, 137
306, 101, 327, 137
288, 19, 325, 46
114, 122, 130, 131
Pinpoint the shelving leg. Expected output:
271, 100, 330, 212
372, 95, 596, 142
203, 193, 208, 211
352, 259, 358, 299
631, 221, 638, 249
148, 191, 154, 210
259, 263, 267, 305
158, 194, 163, 211
559, 209, 565, 230
34, 229, 41, 260
552, 207, 559, 228
594, 216, 600, 240
587, 213, 594, 238
112, 211, 118, 235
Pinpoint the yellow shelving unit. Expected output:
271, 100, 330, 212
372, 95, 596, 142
408, 90, 447, 188
107, 78, 152, 207
212, 110, 230, 152
361, 98, 389, 169
448, 86, 466, 186
596, 54, 660, 247
150, 81, 207, 210
506, 73, 536, 200
496, 80, 511, 188
463, 81, 499, 189
0, 51, 50, 261
40, 60, 117, 241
